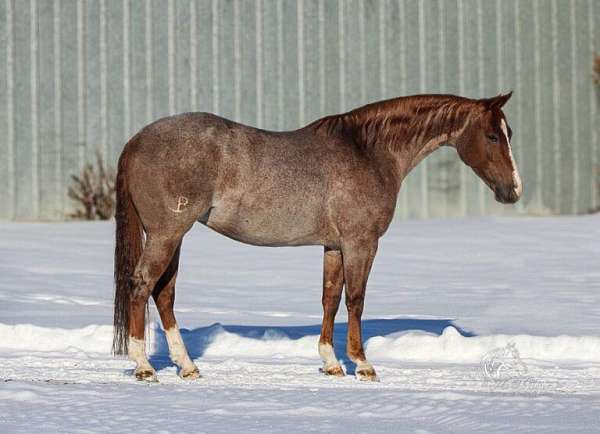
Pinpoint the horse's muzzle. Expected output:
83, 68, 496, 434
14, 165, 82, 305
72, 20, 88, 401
495, 184, 521, 204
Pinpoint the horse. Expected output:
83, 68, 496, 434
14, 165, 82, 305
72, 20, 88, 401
113, 92, 522, 382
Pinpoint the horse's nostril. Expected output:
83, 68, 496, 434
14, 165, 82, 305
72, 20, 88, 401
506, 190, 519, 204
495, 185, 520, 204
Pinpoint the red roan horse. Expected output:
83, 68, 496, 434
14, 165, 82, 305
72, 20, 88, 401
113, 93, 521, 382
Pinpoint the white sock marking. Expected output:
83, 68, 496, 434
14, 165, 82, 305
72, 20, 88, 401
319, 342, 340, 369
165, 326, 196, 372
354, 359, 374, 372
128, 336, 153, 372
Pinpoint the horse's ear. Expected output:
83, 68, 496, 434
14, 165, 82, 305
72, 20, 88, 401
482, 91, 513, 111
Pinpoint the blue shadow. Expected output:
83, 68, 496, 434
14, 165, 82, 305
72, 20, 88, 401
148, 318, 474, 374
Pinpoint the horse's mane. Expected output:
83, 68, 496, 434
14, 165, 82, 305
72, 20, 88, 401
309, 94, 484, 153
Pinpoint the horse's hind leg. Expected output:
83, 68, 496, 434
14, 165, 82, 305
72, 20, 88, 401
319, 247, 345, 376
152, 242, 200, 379
129, 233, 182, 382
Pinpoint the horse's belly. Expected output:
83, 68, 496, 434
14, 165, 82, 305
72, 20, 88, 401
202, 203, 325, 247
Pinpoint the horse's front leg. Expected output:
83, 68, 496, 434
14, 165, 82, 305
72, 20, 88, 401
319, 247, 345, 376
342, 238, 378, 381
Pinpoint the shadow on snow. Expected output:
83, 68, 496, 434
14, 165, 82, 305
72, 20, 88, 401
148, 318, 474, 375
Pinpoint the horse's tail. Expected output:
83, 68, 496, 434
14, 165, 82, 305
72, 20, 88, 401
113, 147, 143, 356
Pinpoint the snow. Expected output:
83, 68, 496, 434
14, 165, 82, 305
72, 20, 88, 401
1, 215, 600, 433
367, 326, 600, 364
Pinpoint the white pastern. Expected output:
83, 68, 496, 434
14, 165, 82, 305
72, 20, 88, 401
128, 336, 156, 380
500, 118, 523, 198
353, 359, 378, 381
128, 337, 149, 366
318, 342, 340, 369
354, 359, 374, 372
165, 326, 197, 374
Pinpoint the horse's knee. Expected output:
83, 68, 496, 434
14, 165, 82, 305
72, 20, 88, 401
345, 294, 364, 314
322, 293, 341, 311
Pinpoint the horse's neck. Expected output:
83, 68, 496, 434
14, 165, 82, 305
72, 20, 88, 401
310, 96, 476, 191
366, 105, 472, 185
390, 130, 451, 178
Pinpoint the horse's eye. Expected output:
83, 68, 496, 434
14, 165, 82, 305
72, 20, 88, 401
487, 134, 499, 143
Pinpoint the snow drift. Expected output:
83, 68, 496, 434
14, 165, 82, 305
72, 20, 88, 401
365, 326, 600, 364
1, 322, 599, 364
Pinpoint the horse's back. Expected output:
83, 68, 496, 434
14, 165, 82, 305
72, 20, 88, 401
122, 112, 338, 246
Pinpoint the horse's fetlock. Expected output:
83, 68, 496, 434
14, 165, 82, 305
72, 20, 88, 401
346, 344, 366, 362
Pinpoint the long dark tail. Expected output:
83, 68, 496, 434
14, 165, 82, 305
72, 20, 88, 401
113, 149, 143, 356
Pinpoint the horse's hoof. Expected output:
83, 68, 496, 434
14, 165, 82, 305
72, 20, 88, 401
180, 367, 201, 380
321, 364, 345, 377
135, 369, 158, 382
356, 367, 379, 382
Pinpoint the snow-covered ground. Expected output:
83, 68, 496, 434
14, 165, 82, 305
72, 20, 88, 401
1, 215, 599, 433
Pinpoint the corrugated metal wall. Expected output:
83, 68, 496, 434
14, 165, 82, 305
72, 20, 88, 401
1, 0, 599, 221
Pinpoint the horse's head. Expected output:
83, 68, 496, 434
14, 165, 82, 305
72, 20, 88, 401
454, 92, 522, 204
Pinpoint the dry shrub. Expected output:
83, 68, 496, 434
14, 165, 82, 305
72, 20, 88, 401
68, 151, 116, 220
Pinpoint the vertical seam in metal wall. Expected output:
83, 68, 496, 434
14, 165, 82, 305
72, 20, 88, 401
439, 2, 446, 91
256, 0, 263, 128
358, 0, 365, 103
168, 0, 175, 115
418, 0, 428, 218
514, 0, 524, 212
318, 0, 325, 114
190, 0, 197, 111
30, 0, 39, 218
439, 0, 447, 218
212, 0, 219, 115
457, 0, 467, 216
570, 1, 579, 213
496, 0, 503, 90
233, 0, 240, 121
53, 0, 63, 216
476, 0, 485, 214
378, 0, 386, 99
6, 0, 14, 219
123, 0, 130, 138
297, 0, 305, 126
145, 0, 153, 121
100, 0, 107, 156
590, 0, 598, 210
77, 0, 85, 170
551, 0, 561, 211
338, 0, 345, 112
399, 0, 408, 219
533, 0, 543, 207
276, 0, 283, 129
